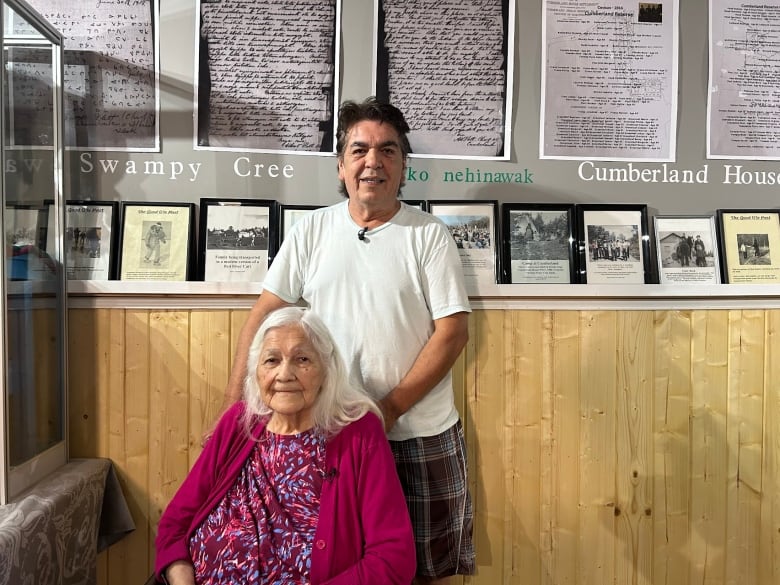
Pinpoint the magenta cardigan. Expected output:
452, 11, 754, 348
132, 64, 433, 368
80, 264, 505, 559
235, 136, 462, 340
154, 403, 416, 584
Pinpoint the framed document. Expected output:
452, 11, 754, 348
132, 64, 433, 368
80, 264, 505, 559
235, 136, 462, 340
64, 201, 119, 280
716, 209, 780, 284
576, 204, 653, 284
501, 203, 576, 284
654, 215, 720, 285
118, 202, 195, 281
198, 198, 276, 282
428, 200, 500, 287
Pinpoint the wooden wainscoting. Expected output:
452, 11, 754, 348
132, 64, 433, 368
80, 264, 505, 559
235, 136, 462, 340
67, 308, 780, 585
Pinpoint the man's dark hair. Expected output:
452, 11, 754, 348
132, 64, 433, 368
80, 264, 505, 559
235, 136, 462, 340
336, 97, 412, 159
335, 97, 411, 198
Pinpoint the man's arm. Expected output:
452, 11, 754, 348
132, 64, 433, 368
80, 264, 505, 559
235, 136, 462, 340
163, 561, 196, 585
379, 311, 469, 432
221, 290, 290, 409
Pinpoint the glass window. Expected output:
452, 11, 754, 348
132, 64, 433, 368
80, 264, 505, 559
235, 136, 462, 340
1, 0, 66, 504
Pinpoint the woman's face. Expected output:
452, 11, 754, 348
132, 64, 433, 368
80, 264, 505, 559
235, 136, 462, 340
257, 324, 325, 419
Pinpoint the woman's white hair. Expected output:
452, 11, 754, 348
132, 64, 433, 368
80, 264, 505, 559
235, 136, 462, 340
243, 306, 381, 435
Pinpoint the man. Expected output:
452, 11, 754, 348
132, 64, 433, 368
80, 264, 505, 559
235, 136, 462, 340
220, 97, 475, 584
144, 222, 166, 265
694, 234, 706, 267
677, 235, 690, 266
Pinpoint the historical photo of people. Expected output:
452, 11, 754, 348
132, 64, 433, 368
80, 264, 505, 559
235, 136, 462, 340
717, 210, 780, 284
200, 200, 272, 282
119, 203, 194, 282
429, 201, 499, 287
64, 202, 117, 280
587, 224, 640, 263
504, 205, 574, 283
736, 233, 769, 266
579, 205, 650, 284
141, 220, 170, 267
653, 215, 720, 284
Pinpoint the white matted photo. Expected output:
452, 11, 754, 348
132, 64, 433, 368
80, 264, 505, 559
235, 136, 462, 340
577, 204, 652, 284
64, 201, 118, 280
654, 215, 720, 284
198, 198, 275, 282
278, 204, 322, 245
501, 203, 576, 283
428, 200, 500, 288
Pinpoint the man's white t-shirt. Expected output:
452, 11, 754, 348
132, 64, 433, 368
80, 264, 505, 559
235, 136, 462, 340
262, 200, 471, 440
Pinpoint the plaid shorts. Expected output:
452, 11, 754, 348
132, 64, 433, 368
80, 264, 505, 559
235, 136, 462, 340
390, 421, 475, 578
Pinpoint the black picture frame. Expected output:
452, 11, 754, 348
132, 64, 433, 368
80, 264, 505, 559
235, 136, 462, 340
428, 199, 501, 287
576, 203, 653, 284
402, 199, 429, 212
653, 215, 721, 285
118, 202, 196, 281
501, 203, 576, 284
716, 209, 780, 284
64, 200, 120, 280
6, 202, 52, 281
268, 203, 325, 266
198, 198, 277, 282
274, 204, 323, 261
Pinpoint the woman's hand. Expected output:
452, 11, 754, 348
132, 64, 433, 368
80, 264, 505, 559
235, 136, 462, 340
164, 560, 196, 585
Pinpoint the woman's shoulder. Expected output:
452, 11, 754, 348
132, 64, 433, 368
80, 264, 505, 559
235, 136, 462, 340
335, 411, 385, 441
213, 402, 262, 437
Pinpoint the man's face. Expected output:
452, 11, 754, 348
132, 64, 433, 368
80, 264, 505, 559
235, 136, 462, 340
338, 120, 406, 207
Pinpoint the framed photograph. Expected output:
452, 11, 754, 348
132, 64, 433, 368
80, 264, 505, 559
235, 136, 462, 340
501, 203, 576, 284
576, 204, 653, 284
402, 199, 429, 212
428, 200, 500, 287
654, 215, 721, 285
118, 202, 195, 281
716, 209, 780, 284
62, 201, 119, 281
5, 203, 53, 281
278, 204, 322, 245
198, 198, 276, 282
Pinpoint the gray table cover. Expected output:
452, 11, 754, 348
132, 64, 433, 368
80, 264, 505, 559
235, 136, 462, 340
0, 458, 135, 585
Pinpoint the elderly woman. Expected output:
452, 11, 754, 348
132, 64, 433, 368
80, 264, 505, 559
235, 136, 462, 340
154, 307, 415, 584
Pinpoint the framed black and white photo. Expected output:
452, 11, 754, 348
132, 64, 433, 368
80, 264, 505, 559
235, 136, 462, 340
64, 200, 119, 280
717, 209, 780, 284
501, 203, 576, 284
277, 204, 322, 248
576, 204, 652, 284
654, 215, 720, 285
270, 203, 322, 265
5, 203, 52, 281
118, 202, 195, 281
402, 199, 429, 212
428, 200, 500, 288
199, 198, 276, 282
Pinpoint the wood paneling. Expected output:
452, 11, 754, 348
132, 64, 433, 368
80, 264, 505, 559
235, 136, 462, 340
66, 308, 780, 584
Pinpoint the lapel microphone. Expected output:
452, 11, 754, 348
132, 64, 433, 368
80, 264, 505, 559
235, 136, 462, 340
357, 227, 368, 241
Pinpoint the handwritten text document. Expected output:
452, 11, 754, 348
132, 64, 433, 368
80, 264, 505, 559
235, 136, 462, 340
197, 0, 338, 154
540, 0, 678, 161
23, 0, 159, 151
375, 0, 514, 159
708, 0, 780, 160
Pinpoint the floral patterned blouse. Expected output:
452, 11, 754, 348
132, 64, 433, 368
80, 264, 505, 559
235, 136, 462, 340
189, 428, 326, 584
